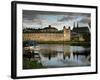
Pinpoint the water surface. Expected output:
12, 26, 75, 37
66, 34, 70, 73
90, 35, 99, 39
36, 44, 90, 68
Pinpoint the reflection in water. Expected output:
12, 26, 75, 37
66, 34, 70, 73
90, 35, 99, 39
39, 49, 57, 60
23, 44, 91, 68
35, 44, 91, 68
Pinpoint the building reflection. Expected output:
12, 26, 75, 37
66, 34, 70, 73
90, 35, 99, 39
63, 45, 90, 62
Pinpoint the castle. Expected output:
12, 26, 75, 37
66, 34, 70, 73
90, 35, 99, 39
23, 25, 71, 42
23, 22, 90, 42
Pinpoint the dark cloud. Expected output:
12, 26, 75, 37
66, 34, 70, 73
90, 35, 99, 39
23, 10, 39, 20
79, 17, 91, 23
23, 10, 90, 21
23, 10, 91, 28
23, 10, 90, 18
58, 13, 91, 24
23, 10, 43, 26
58, 16, 75, 21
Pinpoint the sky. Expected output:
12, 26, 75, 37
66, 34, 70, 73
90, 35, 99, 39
23, 10, 91, 30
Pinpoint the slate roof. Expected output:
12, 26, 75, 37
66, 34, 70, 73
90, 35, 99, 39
72, 27, 90, 33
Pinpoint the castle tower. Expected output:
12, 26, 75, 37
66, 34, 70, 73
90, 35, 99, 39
48, 25, 51, 28
68, 26, 71, 29
77, 22, 79, 28
63, 26, 71, 41
73, 22, 75, 28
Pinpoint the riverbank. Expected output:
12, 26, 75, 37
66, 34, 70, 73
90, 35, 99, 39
38, 41, 90, 46
23, 58, 44, 69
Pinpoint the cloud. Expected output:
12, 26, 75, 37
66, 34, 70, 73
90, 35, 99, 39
57, 13, 91, 22
23, 10, 91, 29
79, 16, 91, 23
23, 10, 39, 20
23, 16, 51, 28
58, 16, 75, 21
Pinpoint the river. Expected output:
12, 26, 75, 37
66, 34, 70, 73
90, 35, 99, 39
35, 44, 91, 68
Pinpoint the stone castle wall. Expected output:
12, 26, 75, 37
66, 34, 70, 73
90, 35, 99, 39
23, 28, 70, 42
